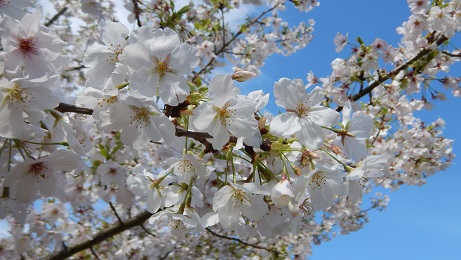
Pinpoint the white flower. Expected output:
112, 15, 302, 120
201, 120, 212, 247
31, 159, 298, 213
334, 32, 348, 53
271, 177, 295, 208
149, 207, 204, 239
4, 150, 86, 204
0, 76, 60, 139
192, 75, 262, 150
0, 10, 66, 78
80, 0, 103, 18
407, 0, 430, 14
171, 154, 209, 183
270, 78, 339, 150
213, 183, 268, 231
121, 27, 199, 105
335, 101, 373, 162
126, 165, 174, 213
99, 93, 175, 150
83, 20, 129, 88
97, 160, 127, 186
347, 154, 390, 180
306, 168, 345, 211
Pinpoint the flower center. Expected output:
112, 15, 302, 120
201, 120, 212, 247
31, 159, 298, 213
19, 37, 39, 55
177, 160, 193, 174
107, 43, 124, 63
296, 102, 309, 117
3, 83, 32, 108
232, 189, 249, 206
215, 102, 235, 126
30, 162, 52, 182
153, 57, 171, 77
131, 108, 151, 128
309, 172, 326, 190
97, 95, 118, 107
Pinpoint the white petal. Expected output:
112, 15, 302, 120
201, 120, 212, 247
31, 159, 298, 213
208, 75, 238, 108
270, 113, 301, 138
296, 118, 325, 150
99, 20, 128, 46
159, 73, 189, 106
192, 103, 216, 130
308, 106, 340, 127
169, 43, 199, 75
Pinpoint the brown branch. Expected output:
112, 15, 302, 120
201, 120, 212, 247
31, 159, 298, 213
45, 7, 68, 27
54, 101, 272, 153
206, 228, 282, 256
337, 34, 448, 112
55, 102, 94, 115
175, 128, 216, 153
47, 210, 152, 260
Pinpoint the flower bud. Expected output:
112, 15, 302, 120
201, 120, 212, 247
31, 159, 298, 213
231, 69, 257, 82
330, 145, 342, 155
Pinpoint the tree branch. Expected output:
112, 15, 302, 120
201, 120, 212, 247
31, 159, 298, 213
205, 228, 282, 256
109, 202, 124, 226
55, 102, 94, 115
337, 34, 448, 112
47, 210, 152, 260
45, 7, 68, 27
132, 0, 142, 27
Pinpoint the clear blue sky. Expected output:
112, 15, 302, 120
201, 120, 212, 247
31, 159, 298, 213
248, 1, 461, 259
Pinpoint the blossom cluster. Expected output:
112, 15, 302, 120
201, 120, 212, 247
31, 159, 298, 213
0, 0, 459, 259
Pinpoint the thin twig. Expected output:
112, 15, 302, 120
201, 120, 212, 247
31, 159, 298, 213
89, 247, 101, 260
66, 65, 86, 72
45, 7, 68, 27
205, 228, 282, 256
159, 251, 171, 260
140, 224, 157, 237
441, 50, 461, 58
132, 0, 142, 27
109, 202, 124, 226
193, 4, 281, 80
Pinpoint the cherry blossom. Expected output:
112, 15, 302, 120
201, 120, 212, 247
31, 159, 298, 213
192, 74, 262, 150
4, 150, 86, 204
334, 32, 348, 52
213, 183, 268, 231
0, 76, 60, 139
270, 78, 339, 150
334, 101, 373, 162
0, 10, 66, 78
122, 27, 199, 106
99, 93, 175, 150
83, 20, 129, 89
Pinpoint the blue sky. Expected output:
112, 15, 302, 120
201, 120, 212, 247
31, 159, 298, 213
249, 1, 461, 259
